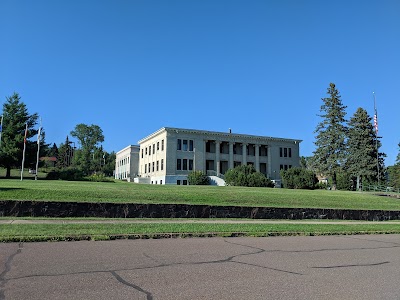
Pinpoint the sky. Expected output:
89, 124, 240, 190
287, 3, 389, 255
1, 0, 399, 165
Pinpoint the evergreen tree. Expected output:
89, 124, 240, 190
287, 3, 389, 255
388, 143, 400, 188
0, 93, 38, 177
346, 108, 380, 189
56, 136, 73, 169
313, 83, 347, 190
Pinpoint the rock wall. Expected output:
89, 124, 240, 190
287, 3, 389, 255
1, 200, 400, 220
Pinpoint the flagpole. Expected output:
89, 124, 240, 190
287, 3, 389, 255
35, 118, 42, 180
373, 92, 380, 186
21, 123, 28, 181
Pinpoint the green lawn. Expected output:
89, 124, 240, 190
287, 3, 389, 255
1, 222, 400, 242
1, 179, 399, 210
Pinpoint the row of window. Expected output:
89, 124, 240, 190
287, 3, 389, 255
117, 157, 130, 167
177, 180, 188, 185
279, 147, 292, 158
142, 140, 165, 158
177, 139, 194, 151
280, 164, 292, 170
144, 159, 164, 173
176, 159, 194, 171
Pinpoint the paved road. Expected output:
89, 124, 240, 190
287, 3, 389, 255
1, 235, 400, 299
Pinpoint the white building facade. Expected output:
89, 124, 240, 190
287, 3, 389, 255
132, 127, 301, 185
114, 145, 140, 181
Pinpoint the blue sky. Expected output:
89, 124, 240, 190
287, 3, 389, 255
1, 0, 399, 165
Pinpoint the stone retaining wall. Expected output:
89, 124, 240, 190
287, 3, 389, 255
1, 200, 400, 221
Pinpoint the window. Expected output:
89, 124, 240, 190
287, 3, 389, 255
183, 140, 188, 151
152, 162, 155, 172
279, 147, 283, 157
157, 142, 159, 151
289, 148, 292, 158
146, 147, 148, 155
284, 148, 288, 158
280, 164, 283, 170
183, 180, 188, 185
149, 145, 151, 155
141, 149, 143, 158
148, 163, 151, 173
160, 180, 163, 185
183, 159, 188, 170
177, 139, 182, 150
162, 140, 164, 151
161, 159, 164, 170
189, 159, 193, 171
177, 180, 181, 185
157, 161, 159, 171
189, 140, 194, 151
177, 159, 182, 170
145, 164, 147, 173
153, 144, 155, 154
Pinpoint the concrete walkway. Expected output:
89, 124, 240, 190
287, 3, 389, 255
2, 219, 400, 225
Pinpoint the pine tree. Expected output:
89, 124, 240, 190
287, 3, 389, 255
0, 93, 38, 177
313, 83, 347, 190
346, 107, 380, 189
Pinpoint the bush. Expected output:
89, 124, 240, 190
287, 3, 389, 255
187, 171, 209, 185
280, 167, 318, 189
225, 165, 274, 187
85, 172, 113, 182
46, 168, 85, 181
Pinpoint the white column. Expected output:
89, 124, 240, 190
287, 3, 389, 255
255, 144, 260, 171
229, 142, 234, 169
216, 141, 220, 174
242, 143, 247, 165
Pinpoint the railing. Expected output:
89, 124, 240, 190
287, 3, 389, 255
206, 170, 225, 180
362, 184, 400, 194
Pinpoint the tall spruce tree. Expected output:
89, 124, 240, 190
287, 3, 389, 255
389, 143, 400, 188
313, 83, 347, 190
0, 93, 38, 177
346, 107, 379, 189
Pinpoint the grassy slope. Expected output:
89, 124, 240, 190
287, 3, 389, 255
1, 179, 399, 210
2, 222, 400, 242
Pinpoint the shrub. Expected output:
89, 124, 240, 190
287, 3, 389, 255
187, 171, 209, 185
85, 172, 114, 182
280, 167, 318, 189
225, 165, 274, 187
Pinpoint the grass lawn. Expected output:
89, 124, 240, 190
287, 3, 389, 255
1, 179, 399, 210
1, 222, 400, 242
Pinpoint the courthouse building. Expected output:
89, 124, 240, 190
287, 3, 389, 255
115, 127, 301, 185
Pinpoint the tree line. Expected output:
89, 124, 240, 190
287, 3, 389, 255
0, 93, 115, 179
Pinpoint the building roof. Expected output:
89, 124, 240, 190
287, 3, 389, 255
138, 127, 302, 144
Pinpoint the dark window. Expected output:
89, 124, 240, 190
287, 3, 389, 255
152, 162, 155, 172
177, 139, 182, 150
148, 163, 151, 172
284, 148, 288, 157
157, 161, 159, 171
183, 140, 188, 151
149, 145, 151, 155
162, 140, 164, 151
183, 180, 188, 185
141, 149, 143, 158
145, 165, 147, 173
157, 142, 159, 151
189, 140, 194, 151
279, 147, 283, 157
146, 147, 148, 155
177, 159, 181, 170
161, 159, 164, 170
177, 180, 181, 185
160, 180, 163, 184
153, 144, 155, 154
280, 164, 283, 170
189, 159, 193, 170
289, 148, 292, 158
183, 159, 188, 170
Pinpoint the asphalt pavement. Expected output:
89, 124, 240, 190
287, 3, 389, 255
1, 235, 400, 299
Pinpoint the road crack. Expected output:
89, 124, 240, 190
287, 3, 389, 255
0, 242, 23, 300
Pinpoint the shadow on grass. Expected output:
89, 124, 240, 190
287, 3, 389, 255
0, 188, 25, 191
